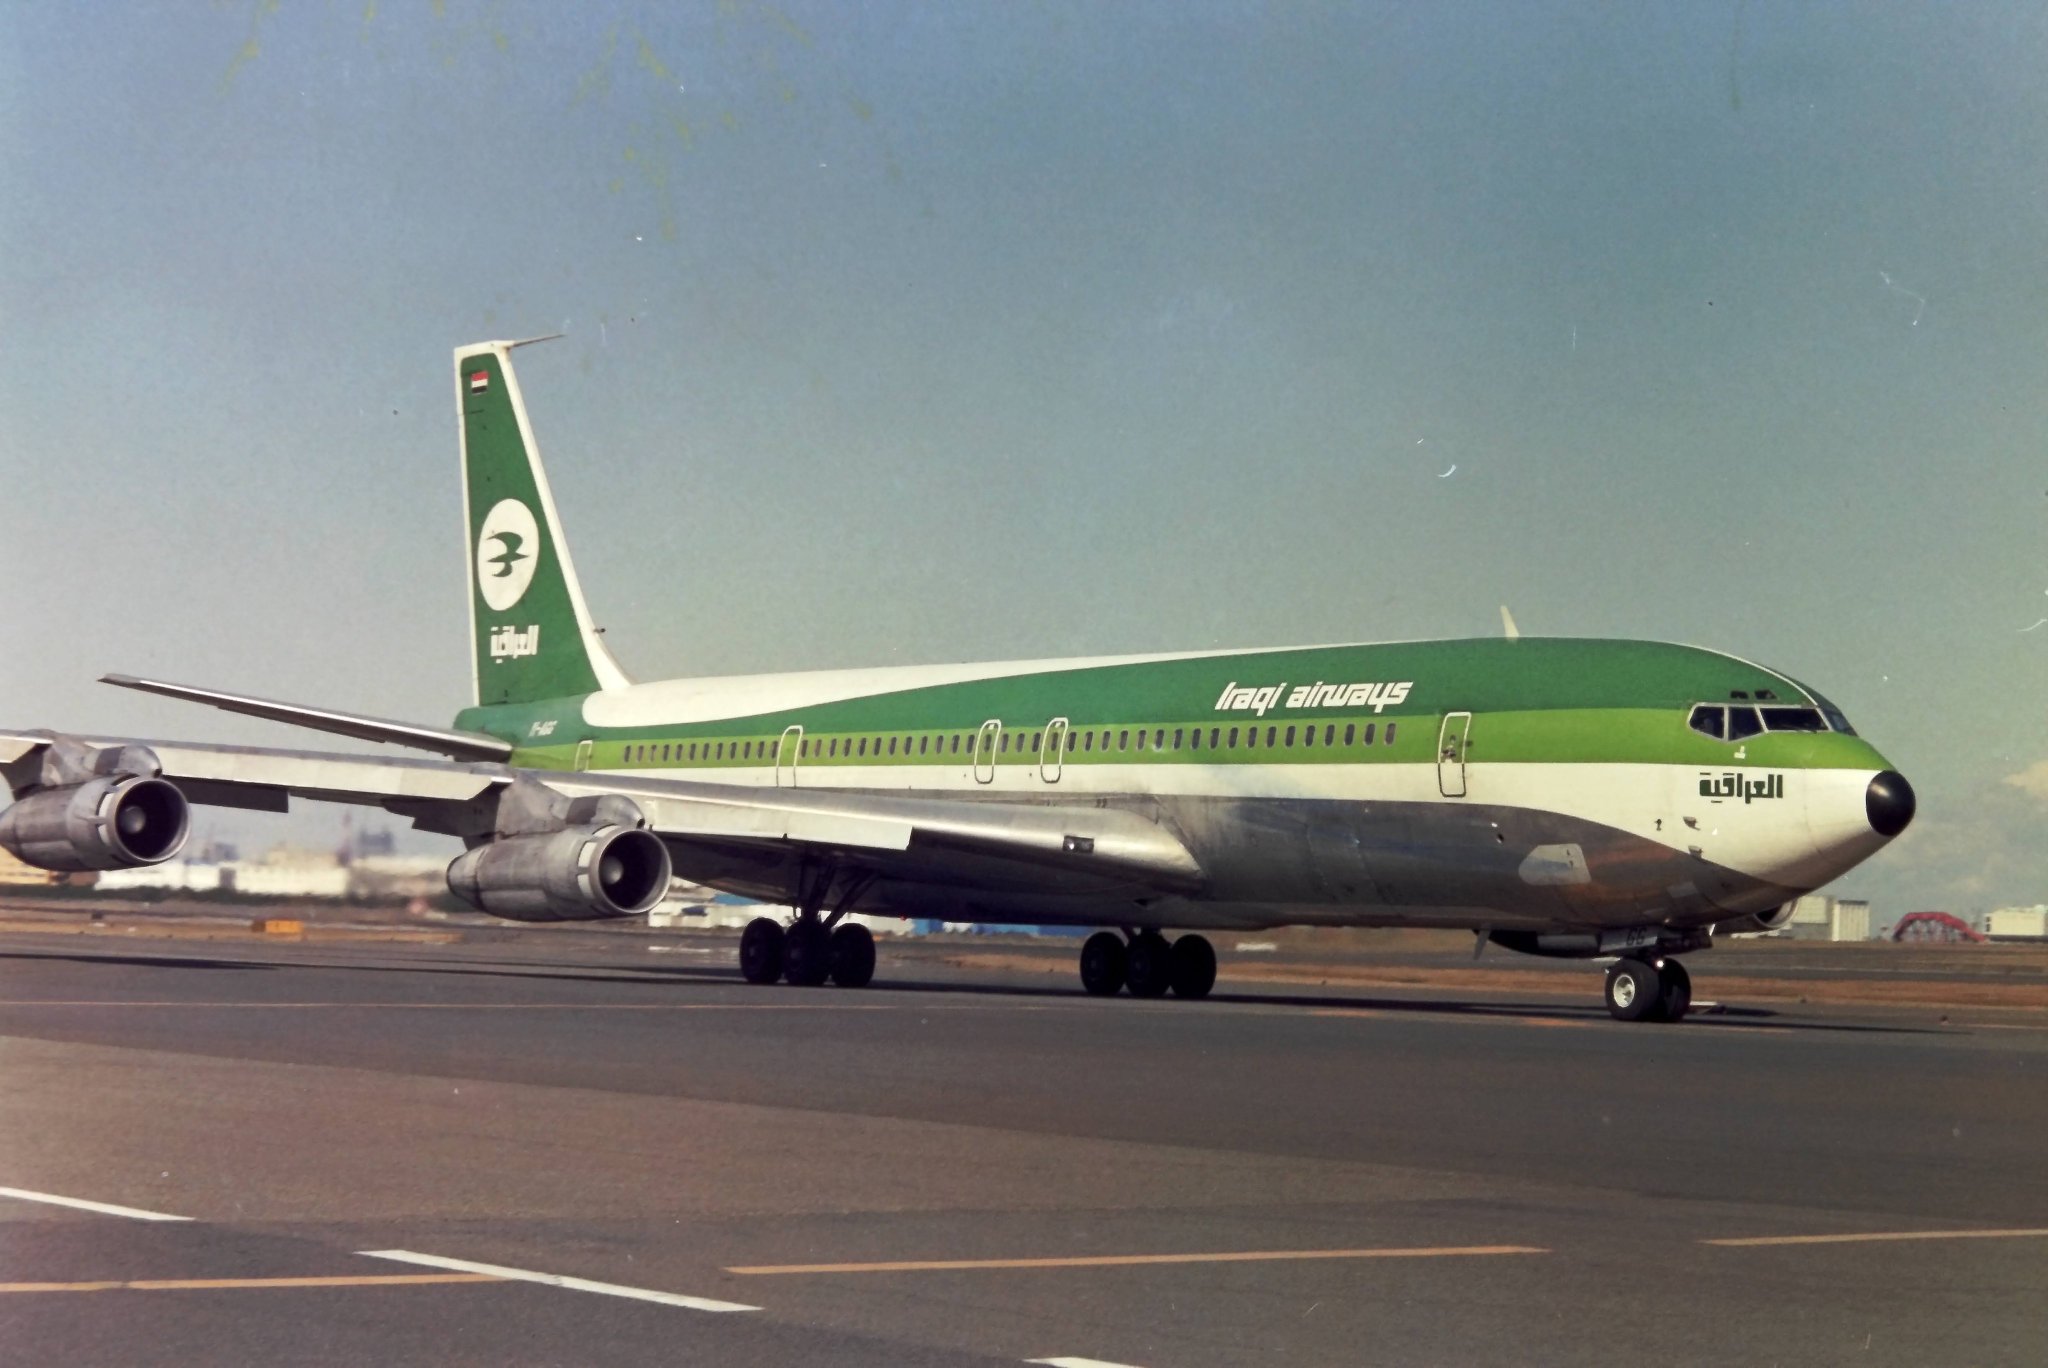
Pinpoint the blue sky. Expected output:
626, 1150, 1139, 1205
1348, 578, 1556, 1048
4, 2, 2046, 917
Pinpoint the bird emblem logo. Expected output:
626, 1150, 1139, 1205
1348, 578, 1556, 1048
475, 499, 541, 611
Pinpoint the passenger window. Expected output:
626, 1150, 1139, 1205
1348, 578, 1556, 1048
1084, 731, 1094, 752
999, 733, 1010, 752
688, 743, 698, 760
715, 743, 724, 760
1344, 724, 1356, 746
1266, 726, 1277, 748
1173, 728, 1184, 749
858, 738, 868, 756
1728, 708, 1764, 740
1325, 725, 1336, 746
1118, 729, 1129, 751
920, 736, 929, 754
1209, 727, 1220, 749
1227, 726, 1239, 748
1190, 728, 1203, 751
1284, 725, 1297, 747
1136, 730, 1148, 751
1761, 706, 1827, 732
1385, 723, 1398, 744
1032, 732, 1042, 752
1688, 705, 1727, 741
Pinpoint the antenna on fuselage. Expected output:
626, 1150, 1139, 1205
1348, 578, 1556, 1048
1500, 605, 1521, 641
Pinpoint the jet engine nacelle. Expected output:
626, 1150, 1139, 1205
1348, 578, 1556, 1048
446, 823, 672, 922
0, 773, 191, 872
1712, 904, 1796, 936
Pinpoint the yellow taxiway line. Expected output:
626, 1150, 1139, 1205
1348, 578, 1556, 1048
727, 1245, 1547, 1275
1704, 1229, 2048, 1248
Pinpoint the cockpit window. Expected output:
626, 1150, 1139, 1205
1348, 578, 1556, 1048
1727, 706, 1764, 740
1807, 688, 1858, 735
1687, 705, 1727, 740
1761, 706, 1827, 732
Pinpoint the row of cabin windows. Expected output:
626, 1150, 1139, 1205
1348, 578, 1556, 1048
616, 720, 1401, 765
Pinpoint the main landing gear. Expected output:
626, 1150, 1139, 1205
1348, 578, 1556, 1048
738, 862, 877, 989
1078, 929, 1216, 1000
739, 916, 876, 988
1603, 956, 1691, 1023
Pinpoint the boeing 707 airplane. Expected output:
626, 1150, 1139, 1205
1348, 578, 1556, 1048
0, 338, 1915, 1021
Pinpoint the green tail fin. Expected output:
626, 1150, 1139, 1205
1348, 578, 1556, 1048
457, 339, 629, 707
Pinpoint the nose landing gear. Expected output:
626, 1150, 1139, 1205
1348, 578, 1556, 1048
1077, 929, 1216, 999
1604, 956, 1691, 1023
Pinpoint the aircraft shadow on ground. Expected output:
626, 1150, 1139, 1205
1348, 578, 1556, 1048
0, 945, 1948, 1036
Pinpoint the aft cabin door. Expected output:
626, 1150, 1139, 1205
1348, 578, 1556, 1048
1437, 712, 1472, 797
775, 725, 803, 788
1040, 717, 1068, 783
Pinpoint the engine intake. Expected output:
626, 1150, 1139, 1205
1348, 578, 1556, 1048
0, 773, 191, 872
1712, 904, 1796, 936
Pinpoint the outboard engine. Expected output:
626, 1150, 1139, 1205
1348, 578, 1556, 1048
1711, 904, 1797, 936
445, 774, 672, 922
0, 738, 190, 872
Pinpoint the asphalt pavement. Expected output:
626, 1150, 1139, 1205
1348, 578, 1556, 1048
1, 925, 2043, 1366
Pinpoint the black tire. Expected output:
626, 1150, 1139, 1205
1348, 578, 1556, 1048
829, 923, 876, 988
1079, 931, 1127, 996
1125, 932, 1174, 999
1604, 958, 1661, 1022
784, 923, 832, 986
739, 917, 784, 985
1656, 958, 1692, 1024
1168, 934, 1217, 999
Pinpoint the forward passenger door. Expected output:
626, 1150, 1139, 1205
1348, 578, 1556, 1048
1437, 712, 1472, 797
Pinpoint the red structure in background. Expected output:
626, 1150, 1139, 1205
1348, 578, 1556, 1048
1889, 911, 1985, 943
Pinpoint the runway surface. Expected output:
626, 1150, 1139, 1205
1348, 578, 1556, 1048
2, 926, 2044, 1366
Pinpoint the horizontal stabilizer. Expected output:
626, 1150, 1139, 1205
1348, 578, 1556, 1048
99, 674, 514, 762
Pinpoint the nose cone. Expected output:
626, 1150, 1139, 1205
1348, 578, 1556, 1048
1865, 771, 1916, 837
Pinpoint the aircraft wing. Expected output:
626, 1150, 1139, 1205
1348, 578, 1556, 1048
0, 730, 1203, 917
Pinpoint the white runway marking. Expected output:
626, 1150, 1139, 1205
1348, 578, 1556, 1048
0, 1186, 191, 1223
1028, 1359, 1149, 1368
359, 1250, 758, 1312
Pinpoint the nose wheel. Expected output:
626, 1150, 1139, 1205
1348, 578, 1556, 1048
1604, 956, 1691, 1023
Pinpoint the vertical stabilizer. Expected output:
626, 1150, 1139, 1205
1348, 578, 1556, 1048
457, 339, 631, 707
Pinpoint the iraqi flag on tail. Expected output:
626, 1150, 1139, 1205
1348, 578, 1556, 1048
468, 369, 490, 394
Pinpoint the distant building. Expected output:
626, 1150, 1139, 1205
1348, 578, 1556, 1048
1786, 894, 1871, 942
1985, 905, 2048, 941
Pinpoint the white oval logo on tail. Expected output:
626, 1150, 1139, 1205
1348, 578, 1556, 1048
476, 499, 541, 611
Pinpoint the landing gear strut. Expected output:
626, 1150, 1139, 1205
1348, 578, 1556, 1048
1604, 955, 1691, 1023
738, 863, 877, 989
1076, 929, 1216, 1000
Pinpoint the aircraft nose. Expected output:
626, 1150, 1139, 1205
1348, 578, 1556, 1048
1865, 770, 1916, 837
